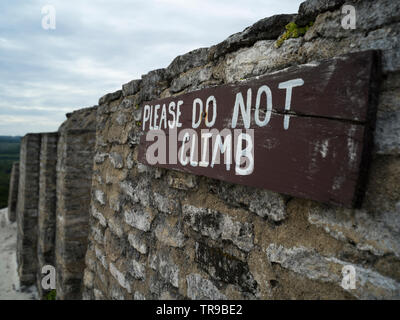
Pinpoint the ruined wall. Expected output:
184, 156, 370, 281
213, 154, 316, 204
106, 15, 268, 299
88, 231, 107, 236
37, 132, 58, 298
55, 107, 97, 299
7, 162, 19, 222
16, 134, 41, 286
11, 108, 96, 299
82, 0, 400, 300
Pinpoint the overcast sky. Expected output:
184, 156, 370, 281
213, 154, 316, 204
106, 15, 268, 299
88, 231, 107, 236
0, 0, 303, 136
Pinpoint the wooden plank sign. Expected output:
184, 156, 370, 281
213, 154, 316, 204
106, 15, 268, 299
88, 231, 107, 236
137, 50, 380, 207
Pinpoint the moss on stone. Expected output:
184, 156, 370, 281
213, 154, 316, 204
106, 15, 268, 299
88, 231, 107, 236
275, 21, 314, 48
45, 289, 56, 300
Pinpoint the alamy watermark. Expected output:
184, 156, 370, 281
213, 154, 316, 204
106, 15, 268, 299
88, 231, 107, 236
41, 5, 56, 30
41, 265, 56, 290
341, 5, 356, 30
341, 265, 356, 290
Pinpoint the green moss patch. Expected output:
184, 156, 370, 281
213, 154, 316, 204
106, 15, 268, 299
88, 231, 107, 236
275, 21, 314, 48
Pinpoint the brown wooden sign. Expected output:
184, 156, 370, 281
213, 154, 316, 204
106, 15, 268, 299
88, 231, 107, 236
137, 51, 380, 207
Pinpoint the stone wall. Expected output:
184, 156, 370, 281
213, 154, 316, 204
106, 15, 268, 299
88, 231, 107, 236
7, 162, 19, 222
16, 133, 41, 286
8, 0, 400, 300
37, 132, 58, 298
55, 107, 97, 299
82, 0, 400, 300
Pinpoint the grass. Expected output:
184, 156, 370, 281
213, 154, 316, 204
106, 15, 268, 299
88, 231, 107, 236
0, 136, 21, 208
45, 289, 57, 300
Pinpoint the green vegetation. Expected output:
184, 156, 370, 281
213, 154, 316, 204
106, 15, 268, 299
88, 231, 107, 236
0, 136, 21, 209
275, 21, 314, 48
45, 289, 57, 300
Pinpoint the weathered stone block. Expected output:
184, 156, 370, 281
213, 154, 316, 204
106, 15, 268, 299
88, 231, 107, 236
308, 204, 400, 259
128, 231, 148, 254
149, 251, 180, 288
153, 192, 180, 215
122, 79, 141, 97
37, 132, 58, 298
56, 107, 96, 299
266, 243, 400, 299
155, 217, 185, 248
195, 242, 257, 294
124, 206, 154, 232
209, 14, 297, 60
166, 48, 209, 80
109, 262, 131, 294
109, 152, 124, 169
211, 181, 288, 222
169, 66, 213, 93
129, 259, 146, 280
16, 133, 41, 286
7, 162, 19, 222
91, 204, 107, 227
183, 205, 222, 240
295, 0, 345, 26
183, 205, 254, 252
134, 291, 146, 300
139, 68, 168, 102
99, 90, 122, 105
186, 273, 227, 300
375, 110, 400, 154
167, 171, 198, 191
94, 189, 106, 205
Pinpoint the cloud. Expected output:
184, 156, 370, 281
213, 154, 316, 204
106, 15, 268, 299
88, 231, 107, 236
0, 0, 303, 135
